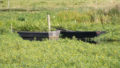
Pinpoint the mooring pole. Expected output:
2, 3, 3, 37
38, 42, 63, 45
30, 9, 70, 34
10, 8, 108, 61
11, 23, 13, 33
8, 0, 10, 9
47, 14, 51, 32
95, 0, 97, 9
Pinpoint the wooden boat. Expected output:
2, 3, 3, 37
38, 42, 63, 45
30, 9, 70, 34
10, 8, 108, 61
60, 30, 105, 39
18, 31, 60, 40
18, 30, 105, 41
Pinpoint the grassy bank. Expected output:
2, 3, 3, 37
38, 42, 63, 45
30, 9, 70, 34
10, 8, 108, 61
0, 6, 120, 40
0, 0, 120, 9
0, 34, 120, 68
0, 0, 120, 68
0, 7, 120, 68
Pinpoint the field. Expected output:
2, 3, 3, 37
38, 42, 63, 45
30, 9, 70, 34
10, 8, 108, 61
0, 0, 120, 9
0, 0, 120, 68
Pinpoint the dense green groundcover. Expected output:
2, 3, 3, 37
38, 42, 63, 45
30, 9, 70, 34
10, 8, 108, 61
0, 1, 120, 67
0, 0, 120, 9
0, 7, 120, 40
0, 34, 120, 68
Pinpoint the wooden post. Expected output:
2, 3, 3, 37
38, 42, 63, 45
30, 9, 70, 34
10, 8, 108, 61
95, 0, 97, 9
11, 23, 12, 33
111, 0, 113, 3
47, 14, 51, 32
8, 0, 10, 8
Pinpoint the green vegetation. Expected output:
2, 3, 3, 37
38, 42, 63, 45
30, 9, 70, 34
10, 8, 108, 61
0, 6, 120, 40
0, 34, 120, 68
0, 0, 120, 9
0, 0, 120, 68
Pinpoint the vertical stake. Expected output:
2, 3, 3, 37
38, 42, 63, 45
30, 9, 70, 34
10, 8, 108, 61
47, 14, 51, 32
8, 0, 10, 9
96, 0, 97, 9
11, 23, 12, 33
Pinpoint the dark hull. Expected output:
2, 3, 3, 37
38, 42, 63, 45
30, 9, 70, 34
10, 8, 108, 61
60, 31, 105, 39
17, 31, 49, 41
18, 31, 105, 41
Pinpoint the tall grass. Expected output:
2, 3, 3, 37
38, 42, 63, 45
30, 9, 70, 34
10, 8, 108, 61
0, 6, 120, 40
0, 34, 120, 68
0, 3, 120, 68
0, 0, 120, 9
